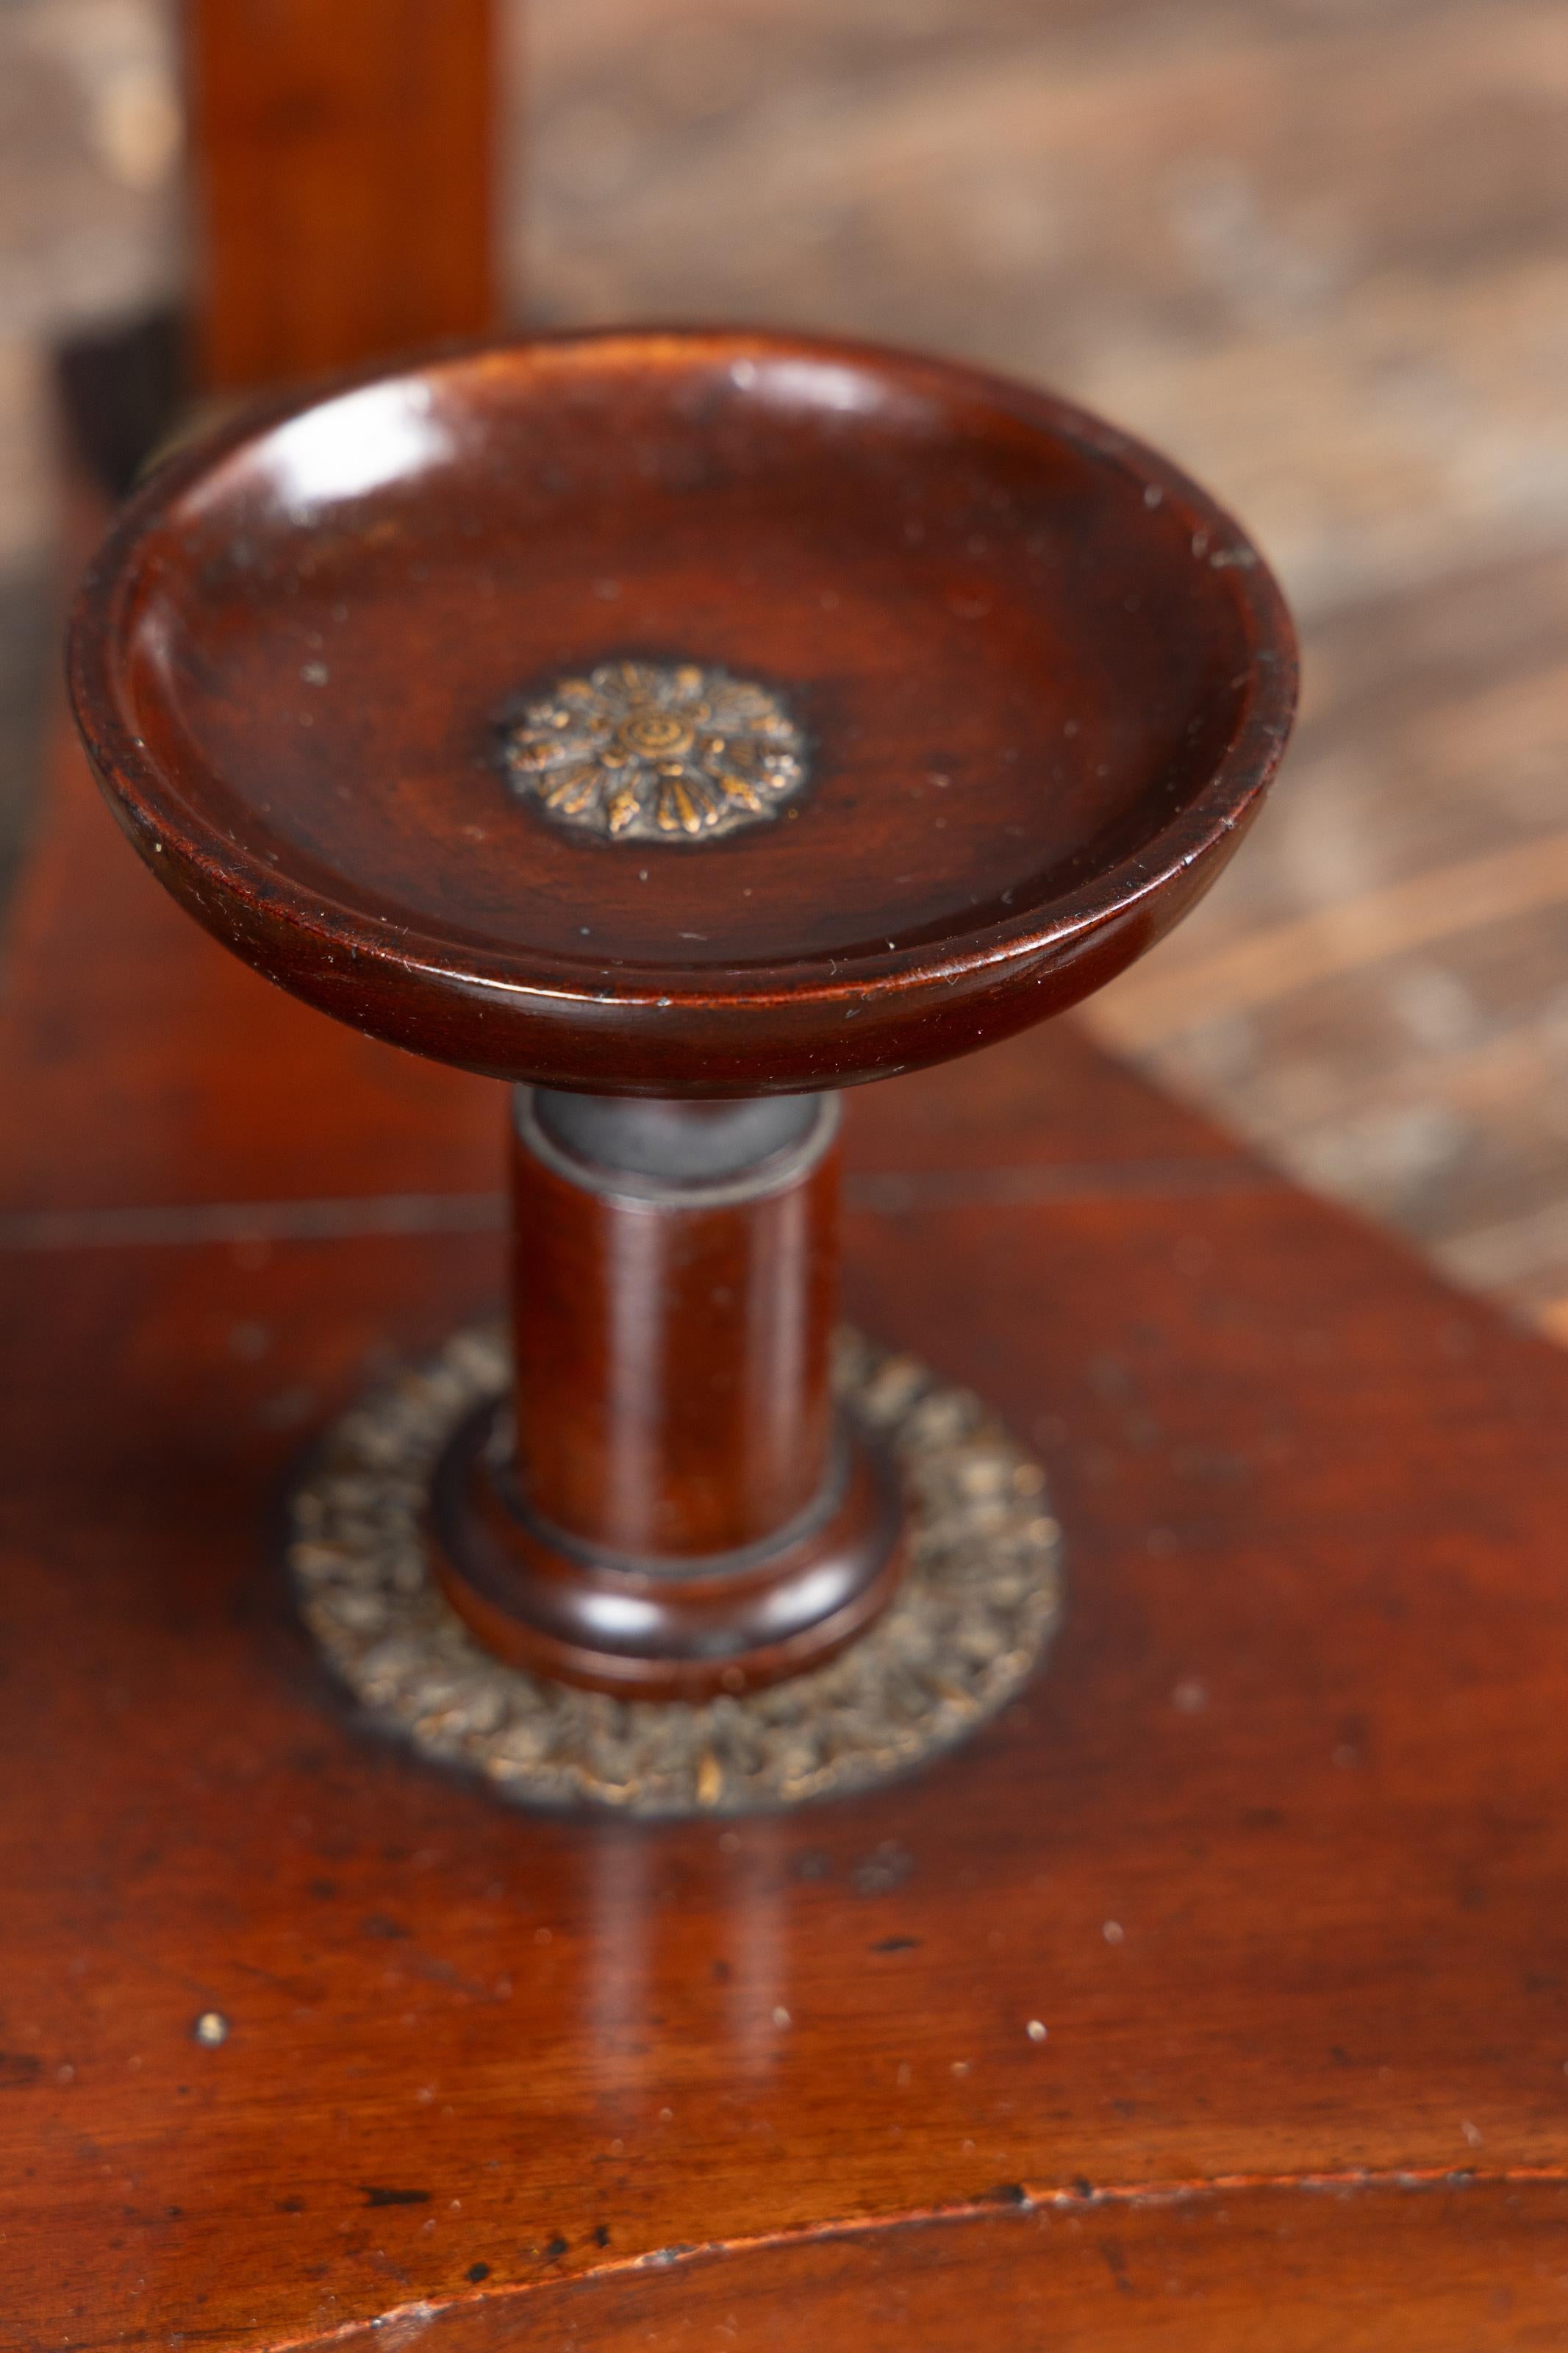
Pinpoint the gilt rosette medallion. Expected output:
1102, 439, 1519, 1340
502, 658, 809, 843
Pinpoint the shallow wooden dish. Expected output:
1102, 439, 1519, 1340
68, 328, 1295, 1095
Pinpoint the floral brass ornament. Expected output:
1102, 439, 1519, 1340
502, 659, 809, 843
287, 1327, 1064, 1817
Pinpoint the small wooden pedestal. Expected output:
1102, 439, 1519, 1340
67, 326, 1294, 1710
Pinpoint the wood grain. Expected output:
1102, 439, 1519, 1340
293, 2183, 1568, 2351
6, 701, 1568, 2338
509, 1104, 840, 1559
12, 0, 1568, 1337
0, 705, 1248, 1227
60, 318, 1298, 1699
187, 0, 498, 390
4, 0, 1567, 1332
65, 329, 1294, 1097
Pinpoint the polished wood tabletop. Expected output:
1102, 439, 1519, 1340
3, 619, 1567, 2343
2, 12, 1564, 2333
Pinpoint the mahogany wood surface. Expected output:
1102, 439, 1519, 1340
509, 1098, 840, 1557
62, 326, 1298, 1704
186, 0, 498, 393
293, 2184, 1568, 2351
67, 331, 1295, 1097
4, 663, 1568, 2343
433, 1396, 904, 1699
436, 1088, 906, 1699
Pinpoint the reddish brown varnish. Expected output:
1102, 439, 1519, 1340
64, 327, 1295, 1693
432, 1406, 905, 1698
428, 1088, 902, 1696
6, 692, 1568, 2343
298, 2184, 1568, 2352
509, 1099, 839, 1556
7, 709, 1568, 2342
66, 329, 1297, 1099
186, 0, 499, 393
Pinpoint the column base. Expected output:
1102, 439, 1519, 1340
288, 1323, 1064, 1816
428, 1402, 908, 1701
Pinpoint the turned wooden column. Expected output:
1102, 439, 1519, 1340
429, 1088, 904, 1696
67, 325, 1295, 1708
511, 1091, 838, 1557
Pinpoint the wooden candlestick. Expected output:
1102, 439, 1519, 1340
67, 326, 1295, 1710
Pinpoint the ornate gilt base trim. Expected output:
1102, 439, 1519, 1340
288, 1327, 1064, 1817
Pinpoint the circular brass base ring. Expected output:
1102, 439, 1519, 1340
287, 1327, 1064, 1817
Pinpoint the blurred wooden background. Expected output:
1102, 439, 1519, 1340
2, 0, 1567, 1330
